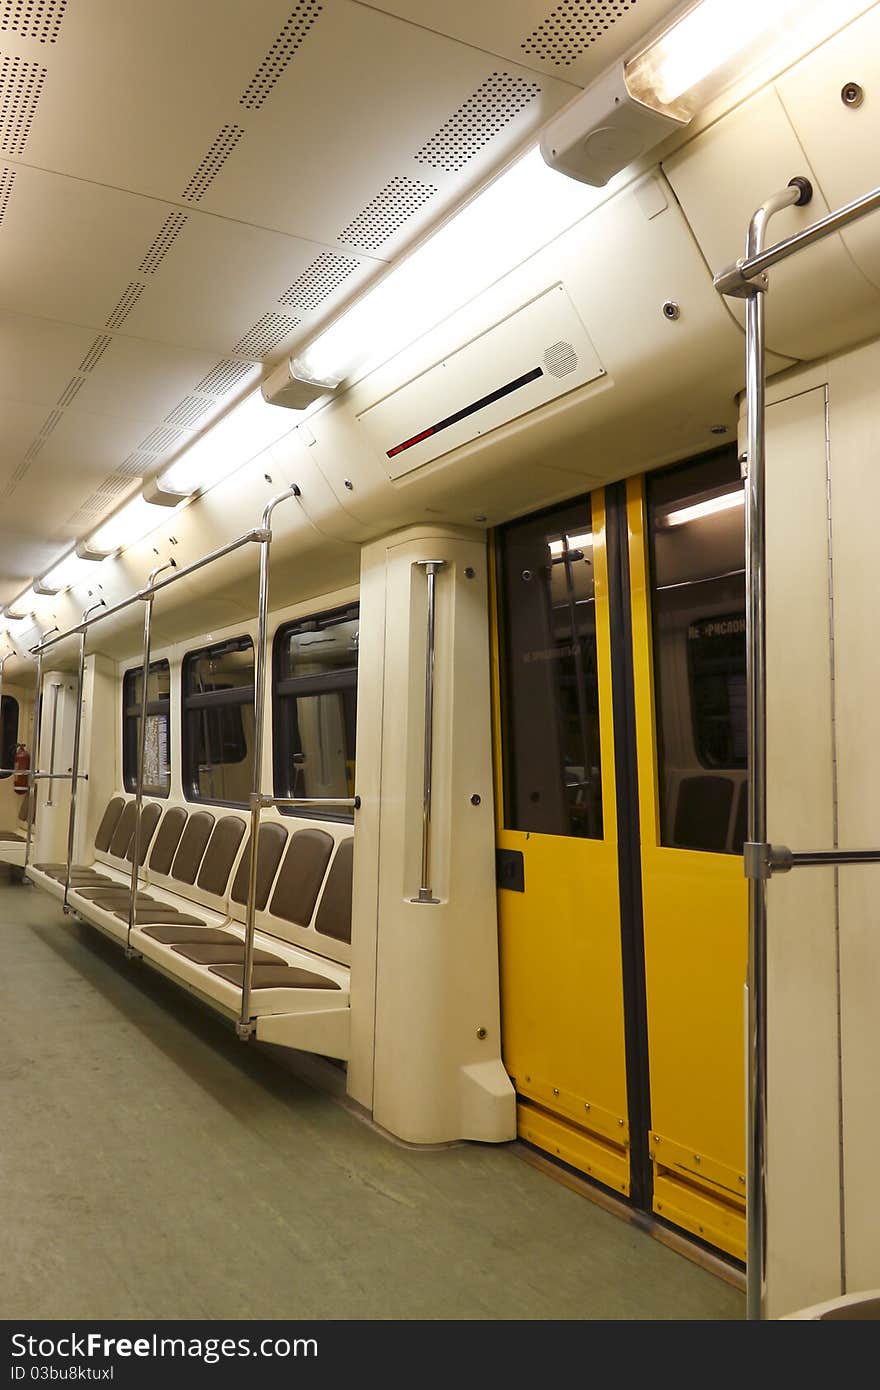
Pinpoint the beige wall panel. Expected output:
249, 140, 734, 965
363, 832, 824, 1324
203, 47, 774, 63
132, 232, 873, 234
765, 385, 842, 1316
821, 341, 880, 1291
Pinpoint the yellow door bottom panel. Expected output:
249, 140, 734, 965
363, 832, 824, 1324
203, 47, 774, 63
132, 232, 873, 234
653, 1171, 746, 1262
517, 1099, 630, 1197
649, 1129, 745, 1199
514, 1071, 629, 1147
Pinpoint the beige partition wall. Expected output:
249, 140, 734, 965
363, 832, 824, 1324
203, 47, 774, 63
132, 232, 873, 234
349, 525, 515, 1144
763, 337, 880, 1315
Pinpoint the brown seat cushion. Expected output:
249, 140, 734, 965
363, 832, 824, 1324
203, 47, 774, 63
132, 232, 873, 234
172, 943, 286, 966
76, 889, 156, 904
197, 816, 246, 895
117, 910, 207, 926
94, 797, 126, 852
124, 801, 163, 865
148, 806, 188, 874
108, 801, 139, 858
140, 925, 242, 945
315, 839, 353, 944
170, 811, 215, 884
45, 869, 112, 884
231, 822, 289, 909
210, 964, 341, 990
0, 832, 25, 842
269, 829, 334, 927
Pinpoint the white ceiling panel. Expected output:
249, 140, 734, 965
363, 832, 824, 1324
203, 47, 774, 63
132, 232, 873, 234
0, 312, 97, 408
0, 525, 67, 603
356, 0, 685, 84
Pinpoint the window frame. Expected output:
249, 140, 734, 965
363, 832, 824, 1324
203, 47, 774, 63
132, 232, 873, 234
122, 659, 172, 798
272, 602, 359, 824
181, 635, 256, 809
0, 694, 19, 780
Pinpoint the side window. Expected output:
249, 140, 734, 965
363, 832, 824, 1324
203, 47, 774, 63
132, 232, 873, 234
0, 695, 19, 779
182, 637, 255, 807
273, 604, 359, 820
647, 447, 746, 854
122, 660, 171, 797
498, 496, 603, 839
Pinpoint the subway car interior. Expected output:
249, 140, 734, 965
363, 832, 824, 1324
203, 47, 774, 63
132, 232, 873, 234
2, 0, 880, 1325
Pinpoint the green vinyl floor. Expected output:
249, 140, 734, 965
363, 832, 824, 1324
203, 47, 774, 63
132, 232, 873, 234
0, 876, 744, 1321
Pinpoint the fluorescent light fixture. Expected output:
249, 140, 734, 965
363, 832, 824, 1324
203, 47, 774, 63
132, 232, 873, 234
662, 489, 744, 527
40, 550, 99, 594
295, 147, 605, 389
157, 388, 297, 497
549, 531, 594, 556
6, 586, 38, 620
543, 0, 867, 186
86, 495, 167, 557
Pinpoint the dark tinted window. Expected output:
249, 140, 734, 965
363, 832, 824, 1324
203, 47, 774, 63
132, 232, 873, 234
182, 637, 254, 807
122, 660, 171, 797
0, 695, 19, 779
273, 605, 358, 821
498, 496, 603, 839
647, 448, 745, 854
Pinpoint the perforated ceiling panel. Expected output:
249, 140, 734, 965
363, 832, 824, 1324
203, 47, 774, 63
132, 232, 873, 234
239, 0, 323, 110
0, 0, 68, 44
415, 72, 541, 172
338, 176, 437, 252
520, 0, 638, 66
278, 252, 359, 311
0, 53, 47, 154
0, 161, 13, 220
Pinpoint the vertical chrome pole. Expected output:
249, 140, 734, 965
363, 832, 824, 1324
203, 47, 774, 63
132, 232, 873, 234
238, 486, 299, 1039
45, 682, 61, 808
412, 559, 445, 904
63, 602, 104, 911
126, 563, 173, 954
23, 649, 45, 880
738, 181, 804, 1322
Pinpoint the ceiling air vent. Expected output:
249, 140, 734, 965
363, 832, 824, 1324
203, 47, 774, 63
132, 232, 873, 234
279, 252, 359, 311
415, 73, 541, 174
105, 281, 144, 329
0, 54, 47, 155
117, 452, 151, 477
181, 124, 244, 202
194, 358, 253, 396
56, 374, 86, 408
78, 334, 113, 373
39, 406, 63, 436
22, 437, 45, 463
521, 0, 636, 67
543, 340, 579, 377
139, 210, 188, 274
239, 1, 323, 111
234, 311, 300, 358
0, 164, 14, 224
338, 176, 437, 252
0, 0, 68, 43
164, 395, 211, 428
139, 425, 183, 453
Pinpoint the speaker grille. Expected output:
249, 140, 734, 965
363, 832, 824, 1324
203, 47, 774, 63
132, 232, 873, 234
239, 1, 322, 111
194, 358, 254, 396
105, 281, 144, 329
0, 54, 47, 155
164, 395, 211, 428
0, 163, 14, 223
338, 176, 436, 252
181, 124, 244, 202
279, 251, 359, 311
139, 210, 188, 274
78, 334, 113, 373
415, 73, 541, 173
234, 311, 300, 359
0, 0, 67, 44
543, 340, 578, 377
521, 0, 636, 67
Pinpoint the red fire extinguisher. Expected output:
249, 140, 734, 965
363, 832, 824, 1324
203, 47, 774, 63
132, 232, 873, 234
13, 744, 29, 794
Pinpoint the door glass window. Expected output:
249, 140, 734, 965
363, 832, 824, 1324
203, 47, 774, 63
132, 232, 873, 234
498, 497, 603, 838
647, 448, 746, 854
0, 695, 19, 779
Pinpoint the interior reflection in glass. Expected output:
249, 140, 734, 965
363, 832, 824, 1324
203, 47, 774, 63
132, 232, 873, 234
648, 448, 746, 855
499, 497, 603, 839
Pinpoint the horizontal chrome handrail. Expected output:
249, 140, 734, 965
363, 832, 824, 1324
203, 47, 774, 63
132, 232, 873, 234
745, 843, 880, 877
253, 794, 360, 810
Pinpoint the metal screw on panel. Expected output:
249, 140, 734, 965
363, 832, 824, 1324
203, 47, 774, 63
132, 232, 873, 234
662, 300, 681, 321
618, 1118, 625, 1127
694, 1154, 701, 1164
553, 1087, 560, 1096
470, 794, 481, 806
710, 425, 728, 435
464, 566, 476, 578
264, 473, 273, 484
476, 1027, 487, 1040
584, 1102, 591, 1112
474, 514, 487, 523
841, 81, 864, 107
521, 569, 533, 581
344, 478, 354, 490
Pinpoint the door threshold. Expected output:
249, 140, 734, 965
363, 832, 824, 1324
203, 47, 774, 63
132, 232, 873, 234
512, 1141, 746, 1293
